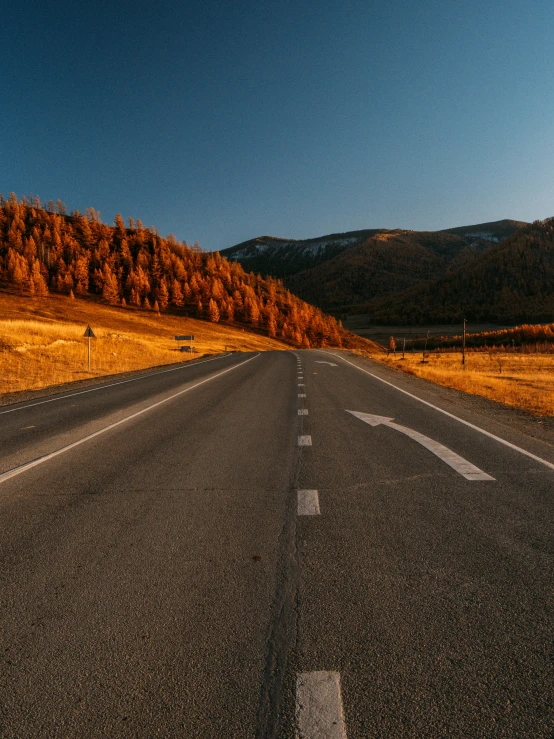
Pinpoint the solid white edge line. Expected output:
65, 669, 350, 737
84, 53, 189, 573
0, 353, 233, 415
296, 671, 347, 738
297, 489, 320, 515
0, 354, 260, 486
323, 351, 554, 472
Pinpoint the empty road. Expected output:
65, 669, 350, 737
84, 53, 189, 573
1, 350, 553, 737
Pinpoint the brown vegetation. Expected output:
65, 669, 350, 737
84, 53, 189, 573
222, 220, 526, 315
0, 193, 369, 350
378, 350, 554, 417
0, 291, 290, 396
418, 322, 554, 352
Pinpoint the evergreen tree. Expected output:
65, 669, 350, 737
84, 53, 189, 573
208, 298, 220, 322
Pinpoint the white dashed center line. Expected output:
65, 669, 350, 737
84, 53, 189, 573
298, 409, 309, 415
298, 394, 306, 398
297, 490, 320, 515
298, 436, 312, 446
296, 672, 347, 738
298, 384, 305, 387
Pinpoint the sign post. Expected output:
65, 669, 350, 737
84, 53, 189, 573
84, 325, 95, 371
175, 335, 194, 353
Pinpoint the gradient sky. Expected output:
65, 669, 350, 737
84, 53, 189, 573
2, 0, 554, 250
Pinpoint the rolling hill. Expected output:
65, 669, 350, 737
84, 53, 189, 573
367, 218, 554, 324
0, 194, 379, 353
221, 229, 388, 279
221, 220, 527, 315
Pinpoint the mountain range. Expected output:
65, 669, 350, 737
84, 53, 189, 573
220, 219, 554, 323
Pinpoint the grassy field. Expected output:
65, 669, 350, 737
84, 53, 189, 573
0, 291, 290, 396
378, 350, 554, 416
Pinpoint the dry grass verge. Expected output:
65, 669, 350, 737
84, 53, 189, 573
0, 291, 290, 395
376, 350, 554, 416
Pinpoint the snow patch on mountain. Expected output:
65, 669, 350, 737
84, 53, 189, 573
462, 231, 500, 242
230, 235, 360, 260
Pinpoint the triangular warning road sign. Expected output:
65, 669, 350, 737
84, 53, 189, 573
84, 325, 95, 338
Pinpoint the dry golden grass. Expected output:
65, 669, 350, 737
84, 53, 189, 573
377, 350, 554, 416
0, 291, 290, 395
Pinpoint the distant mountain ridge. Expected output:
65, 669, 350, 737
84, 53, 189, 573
221, 220, 528, 316
368, 218, 554, 324
222, 229, 388, 279
441, 220, 527, 242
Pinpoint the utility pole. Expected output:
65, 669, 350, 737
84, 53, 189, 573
402, 337, 406, 360
422, 331, 429, 363
462, 318, 466, 368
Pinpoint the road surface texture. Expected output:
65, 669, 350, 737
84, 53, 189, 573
0, 350, 552, 738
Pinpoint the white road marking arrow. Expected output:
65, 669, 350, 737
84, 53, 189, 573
347, 411, 495, 481
315, 361, 338, 366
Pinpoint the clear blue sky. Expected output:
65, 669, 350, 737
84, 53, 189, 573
2, 0, 554, 250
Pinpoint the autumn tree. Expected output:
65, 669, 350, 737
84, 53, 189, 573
30, 259, 48, 296
267, 312, 277, 338
0, 194, 355, 350
208, 298, 220, 322
245, 296, 260, 325
156, 278, 169, 311
226, 300, 235, 323
171, 279, 184, 307
101, 264, 119, 304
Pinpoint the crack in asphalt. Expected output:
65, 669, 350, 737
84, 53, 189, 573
256, 365, 305, 739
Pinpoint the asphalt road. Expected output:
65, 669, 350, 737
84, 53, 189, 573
0, 350, 552, 738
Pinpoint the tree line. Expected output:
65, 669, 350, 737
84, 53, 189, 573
0, 193, 355, 348
388, 323, 554, 353
430, 323, 554, 352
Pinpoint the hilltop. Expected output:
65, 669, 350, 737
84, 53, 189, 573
441, 219, 527, 242
222, 229, 387, 279
221, 220, 527, 315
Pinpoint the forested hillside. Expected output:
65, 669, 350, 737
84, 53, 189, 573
0, 194, 368, 349
223, 220, 526, 315
368, 219, 554, 324
221, 229, 386, 279
285, 230, 492, 311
